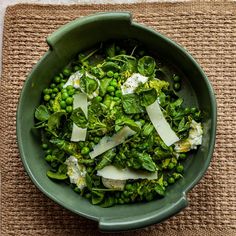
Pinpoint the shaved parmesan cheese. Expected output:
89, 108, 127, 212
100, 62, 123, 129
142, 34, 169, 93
146, 101, 179, 146
102, 177, 126, 190
65, 156, 86, 189
89, 126, 136, 159
97, 165, 158, 180
121, 73, 148, 95
71, 93, 88, 142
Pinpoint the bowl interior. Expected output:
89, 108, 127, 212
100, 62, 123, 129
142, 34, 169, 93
17, 13, 216, 231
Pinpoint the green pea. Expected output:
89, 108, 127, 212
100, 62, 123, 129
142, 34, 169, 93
45, 150, 52, 155
53, 76, 61, 83
125, 184, 132, 191
163, 180, 168, 187
191, 107, 197, 113
49, 100, 54, 107
176, 164, 184, 173
168, 162, 175, 170
66, 85, 74, 91
113, 97, 120, 101
60, 101, 66, 109
78, 141, 84, 148
81, 146, 90, 155
53, 88, 59, 93
174, 82, 181, 91
50, 83, 56, 89
173, 75, 181, 82
63, 68, 71, 77
113, 72, 119, 79
43, 88, 49, 94
61, 88, 67, 93
61, 93, 69, 100
66, 97, 73, 105
73, 187, 81, 194
43, 94, 50, 101
45, 155, 52, 162
51, 93, 56, 99
89, 142, 95, 149
115, 90, 122, 97
107, 86, 115, 93
94, 137, 100, 144
134, 114, 140, 120
66, 106, 73, 113
168, 177, 175, 184
68, 89, 75, 96
42, 143, 48, 149
74, 65, 80, 71
48, 88, 53, 94
110, 79, 117, 87
58, 83, 65, 90
95, 96, 102, 102
184, 107, 191, 114
110, 92, 115, 96
107, 71, 114, 77
179, 153, 187, 160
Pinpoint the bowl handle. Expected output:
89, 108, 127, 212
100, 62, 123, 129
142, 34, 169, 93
98, 194, 188, 232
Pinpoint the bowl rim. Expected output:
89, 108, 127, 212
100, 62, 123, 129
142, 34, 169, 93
16, 12, 217, 231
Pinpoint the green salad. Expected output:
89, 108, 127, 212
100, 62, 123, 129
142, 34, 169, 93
34, 40, 203, 207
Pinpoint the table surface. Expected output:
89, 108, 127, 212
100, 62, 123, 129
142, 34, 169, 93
0, 0, 182, 75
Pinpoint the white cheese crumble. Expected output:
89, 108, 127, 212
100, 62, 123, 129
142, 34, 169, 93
174, 120, 203, 152
65, 156, 87, 190
121, 73, 148, 95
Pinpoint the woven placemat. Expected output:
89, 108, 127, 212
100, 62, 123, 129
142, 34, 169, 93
1, 1, 236, 235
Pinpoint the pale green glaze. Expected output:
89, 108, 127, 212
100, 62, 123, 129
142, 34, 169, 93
17, 12, 217, 232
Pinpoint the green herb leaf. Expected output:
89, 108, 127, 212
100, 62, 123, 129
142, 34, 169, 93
46, 170, 68, 180
139, 153, 157, 172
116, 117, 140, 132
80, 75, 98, 95
96, 149, 116, 170
142, 123, 154, 136
122, 94, 144, 114
85, 173, 93, 190
70, 107, 88, 128
105, 43, 116, 58
47, 112, 66, 132
154, 184, 165, 196
140, 88, 157, 107
99, 78, 112, 96
91, 190, 104, 205
35, 105, 50, 121
137, 56, 156, 76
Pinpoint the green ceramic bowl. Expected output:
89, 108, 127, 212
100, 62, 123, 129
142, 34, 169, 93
17, 12, 217, 231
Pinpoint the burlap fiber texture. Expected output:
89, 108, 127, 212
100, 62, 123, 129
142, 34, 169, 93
1, 1, 236, 235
